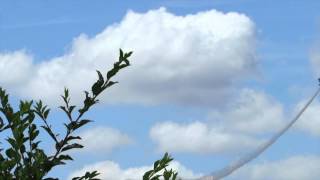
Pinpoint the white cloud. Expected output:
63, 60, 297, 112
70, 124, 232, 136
0, 8, 256, 107
68, 160, 201, 180
150, 121, 262, 154
294, 100, 320, 137
228, 155, 320, 180
68, 155, 320, 180
149, 87, 318, 155
208, 89, 285, 135
150, 89, 286, 154
0, 51, 34, 87
77, 127, 133, 153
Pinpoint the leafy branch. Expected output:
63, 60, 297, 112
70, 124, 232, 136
0, 49, 179, 180
0, 49, 132, 179
143, 153, 180, 180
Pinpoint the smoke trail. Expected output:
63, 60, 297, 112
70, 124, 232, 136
198, 87, 320, 180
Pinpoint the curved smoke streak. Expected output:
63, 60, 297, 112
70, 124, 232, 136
198, 86, 320, 180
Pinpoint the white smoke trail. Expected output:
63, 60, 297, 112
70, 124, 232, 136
198, 86, 320, 180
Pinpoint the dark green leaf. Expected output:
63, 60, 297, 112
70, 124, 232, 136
119, 49, 124, 60
67, 136, 81, 141
44, 109, 50, 119
61, 143, 84, 152
58, 154, 73, 161
105, 81, 118, 88
41, 125, 57, 141
5, 148, 16, 159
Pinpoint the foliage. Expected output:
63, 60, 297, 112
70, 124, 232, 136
0, 49, 133, 179
0, 49, 179, 180
143, 152, 179, 180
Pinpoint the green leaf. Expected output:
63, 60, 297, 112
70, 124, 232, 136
30, 129, 39, 141
143, 170, 154, 180
61, 143, 84, 152
67, 136, 81, 141
64, 88, 69, 98
44, 109, 50, 119
105, 81, 118, 88
106, 68, 118, 80
7, 138, 17, 149
5, 148, 16, 159
0, 116, 3, 129
66, 119, 92, 131
77, 119, 92, 129
41, 125, 57, 141
60, 88, 70, 105
91, 70, 105, 96
96, 70, 104, 83
59, 106, 68, 115
119, 49, 124, 60
58, 154, 73, 161
69, 105, 76, 114
72, 170, 100, 180
32, 141, 41, 150
154, 160, 160, 169
124, 51, 133, 59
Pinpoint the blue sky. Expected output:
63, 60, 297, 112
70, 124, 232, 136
1, 1, 320, 179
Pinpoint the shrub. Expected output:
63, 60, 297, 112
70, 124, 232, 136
0, 50, 178, 180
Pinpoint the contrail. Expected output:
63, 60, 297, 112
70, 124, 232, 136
198, 86, 320, 180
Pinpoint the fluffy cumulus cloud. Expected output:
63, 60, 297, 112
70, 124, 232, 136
150, 121, 261, 154
76, 127, 133, 153
0, 8, 256, 107
208, 89, 285, 135
0, 51, 34, 87
150, 89, 286, 154
68, 160, 201, 180
68, 155, 320, 180
228, 155, 320, 180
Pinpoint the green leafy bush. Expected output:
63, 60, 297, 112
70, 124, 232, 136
0, 50, 179, 180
